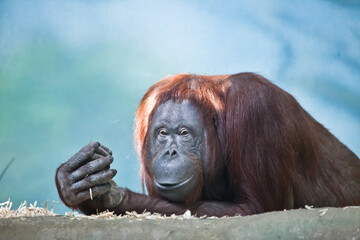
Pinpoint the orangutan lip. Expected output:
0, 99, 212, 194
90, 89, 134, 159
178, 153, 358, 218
155, 177, 192, 190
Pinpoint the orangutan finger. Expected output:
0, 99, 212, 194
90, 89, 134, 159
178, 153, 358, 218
69, 156, 114, 182
73, 183, 111, 205
96, 146, 110, 157
67, 142, 100, 170
100, 144, 112, 156
71, 169, 117, 192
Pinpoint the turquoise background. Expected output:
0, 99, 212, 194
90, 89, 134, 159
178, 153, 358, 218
0, 0, 359, 214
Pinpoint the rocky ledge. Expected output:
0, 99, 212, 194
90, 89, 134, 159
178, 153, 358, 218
0, 207, 359, 240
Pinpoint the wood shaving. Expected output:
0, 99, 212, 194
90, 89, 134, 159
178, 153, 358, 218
343, 206, 359, 211
65, 209, 213, 220
0, 199, 219, 220
305, 205, 314, 210
318, 208, 328, 217
0, 199, 56, 218
89, 188, 93, 200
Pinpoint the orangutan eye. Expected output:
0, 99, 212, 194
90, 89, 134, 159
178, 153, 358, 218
159, 128, 167, 136
180, 128, 189, 136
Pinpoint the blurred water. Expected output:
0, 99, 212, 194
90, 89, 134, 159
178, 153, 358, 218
0, 0, 359, 214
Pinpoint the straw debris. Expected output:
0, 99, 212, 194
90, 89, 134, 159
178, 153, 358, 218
0, 199, 56, 218
65, 209, 211, 220
1, 199, 216, 220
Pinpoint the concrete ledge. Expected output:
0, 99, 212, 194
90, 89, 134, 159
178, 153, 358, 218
1, 207, 359, 240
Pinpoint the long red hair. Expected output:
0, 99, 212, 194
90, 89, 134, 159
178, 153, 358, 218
134, 74, 230, 194
134, 73, 319, 210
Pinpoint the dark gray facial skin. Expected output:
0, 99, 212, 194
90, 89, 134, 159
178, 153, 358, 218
148, 100, 206, 203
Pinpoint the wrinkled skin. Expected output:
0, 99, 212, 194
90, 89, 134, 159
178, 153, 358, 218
147, 100, 206, 203
55, 100, 212, 213
55, 142, 124, 212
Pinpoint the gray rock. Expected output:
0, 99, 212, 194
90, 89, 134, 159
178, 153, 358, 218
0, 207, 359, 240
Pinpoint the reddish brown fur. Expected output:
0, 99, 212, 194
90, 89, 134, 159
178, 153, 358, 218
56, 72, 360, 217
135, 74, 229, 195
134, 72, 360, 215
